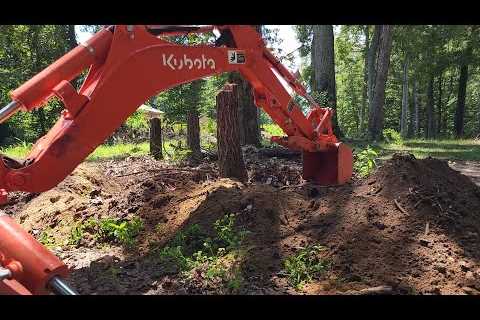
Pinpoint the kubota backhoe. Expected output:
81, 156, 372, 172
0, 25, 352, 295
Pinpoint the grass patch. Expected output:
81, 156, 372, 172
348, 139, 480, 162
262, 123, 284, 137
38, 228, 56, 248
283, 244, 330, 290
3, 133, 480, 164
379, 139, 480, 161
87, 143, 150, 161
0, 143, 32, 159
68, 223, 85, 246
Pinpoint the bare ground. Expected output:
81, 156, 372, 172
1, 148, 480, 295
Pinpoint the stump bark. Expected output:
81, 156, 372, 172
216, 84, 247, 182
150, 117, 163, 160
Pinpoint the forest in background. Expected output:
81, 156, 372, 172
0, 25, 479, 154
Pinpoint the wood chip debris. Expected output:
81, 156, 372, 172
394, 199, 407, 214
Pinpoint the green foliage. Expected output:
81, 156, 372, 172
167, 140, 192, 162
354, 146, 379, 177
156, 214, 248, 291
125, 111, 149, 131
201, 118, 217, 136
68, 223, 84, 246
85, 217, 144, 248
262, 124, 284, 137
0, 25, 77, 146
213, 213, 248, 250
382, 128, 403, 145
38, 228, 56, 248
283, 244, 329, 289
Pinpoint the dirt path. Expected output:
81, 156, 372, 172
449, 160, 480, 186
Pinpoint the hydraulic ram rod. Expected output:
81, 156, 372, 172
0, 101, 21, 124
48, 276, 78, 295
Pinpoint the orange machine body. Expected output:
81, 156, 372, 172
0, 214, 68, 295
0, 25, 352, 196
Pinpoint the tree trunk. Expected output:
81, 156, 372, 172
407, 79, 415, 138
67, 25, 81, 89
368, 25, 393, 141
478, 94, 480, 136
29, 25, 47, 136
187, 109, 201, 157
426, 74, 435, 139
454, 61, 469, 138
413, 79, 419, 137
228, 72, 261, 146
186, 80, 203, 157
400, 56, 409, 138
436, 72, 443, 137
216, 84, 248, 182
227, 25, 262, 147
67, 25, 77, 50
150, 117, 163, 160
359, 25, 369, 137
312, 25, 343, 137
444, 73, 455, 135
367, 25, 381, 114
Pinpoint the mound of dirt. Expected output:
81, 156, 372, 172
2, 151, 480, 295
318, 153, 480, 295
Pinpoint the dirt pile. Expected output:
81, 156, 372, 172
2, 151, 480, 295
318, 153, 480, 295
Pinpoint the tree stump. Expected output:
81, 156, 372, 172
216, 84, 248, 182
150, 117, 163, 160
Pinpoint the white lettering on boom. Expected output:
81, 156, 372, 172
162, 54, 216, 71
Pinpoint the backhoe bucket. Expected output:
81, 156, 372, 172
302, 143, 353, 186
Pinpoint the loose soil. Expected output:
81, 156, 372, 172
1, 148, 480, 295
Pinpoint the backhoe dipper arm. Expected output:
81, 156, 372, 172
0, 25, 350, 198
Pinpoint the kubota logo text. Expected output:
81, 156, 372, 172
162, 54, 216, 71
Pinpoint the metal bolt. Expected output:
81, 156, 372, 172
0, 267, 12, 281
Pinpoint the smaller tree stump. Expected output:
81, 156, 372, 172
150, 117, 163, 160
216, 84, 248, 182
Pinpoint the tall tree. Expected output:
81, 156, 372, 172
413, 79, 419, 137
312, 25, 342, 137
186, 80, 204, 157
425, 74, 435, 139
367, 25, 381, 113
67, 25, 78, 50
436, 73, 444, 136
454, 45, 472, 137
400, 56, 409, 138
359, 25, 369, 136
368, 25, 394, 141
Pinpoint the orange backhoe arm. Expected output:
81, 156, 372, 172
0, 25, 351, 197
0, 25, 352, 295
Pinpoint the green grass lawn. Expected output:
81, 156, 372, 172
2, 136, 480, 163
0, 139, 186, 162
348, 138, 480, 161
